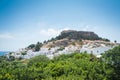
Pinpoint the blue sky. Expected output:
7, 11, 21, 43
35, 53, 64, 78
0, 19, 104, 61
0, 0, 120, 51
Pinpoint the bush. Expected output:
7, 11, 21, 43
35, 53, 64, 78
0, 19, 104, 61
102, 45, 120, 79
0, 52, 115, 80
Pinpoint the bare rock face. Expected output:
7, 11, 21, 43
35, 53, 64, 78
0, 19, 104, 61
56, 30, 100, 40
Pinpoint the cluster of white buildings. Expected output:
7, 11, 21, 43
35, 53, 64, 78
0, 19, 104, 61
7, 41, 118, 59
13, 46, 79, 59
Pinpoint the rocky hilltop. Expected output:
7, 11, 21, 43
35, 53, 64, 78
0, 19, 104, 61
42, 30, 109, 48
56, 30, 101, 40
6, 30, 118, 59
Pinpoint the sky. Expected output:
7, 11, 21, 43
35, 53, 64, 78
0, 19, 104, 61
0, 0, 120, 51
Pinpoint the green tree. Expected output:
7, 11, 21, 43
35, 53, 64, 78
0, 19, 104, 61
21, 51, 27, 55
35, 42, 42, 51
0, 52, 115, 80
114, 40, 117, 43
27, 44, 35, 49
102, 45, 120, 79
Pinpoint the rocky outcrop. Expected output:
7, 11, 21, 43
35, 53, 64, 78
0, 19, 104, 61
56, 30, 101, 40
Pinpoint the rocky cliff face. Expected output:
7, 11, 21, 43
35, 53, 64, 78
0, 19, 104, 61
56, 30, 100, 40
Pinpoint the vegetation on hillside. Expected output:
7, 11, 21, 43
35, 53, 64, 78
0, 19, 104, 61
26, 30, 110, 52
102, 45, 120, 80
27, 42, 43, 51
0, 45, 120, 80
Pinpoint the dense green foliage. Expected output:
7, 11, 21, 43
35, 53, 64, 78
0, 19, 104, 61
102, 45, 120, 80
21, 51, 27, 55
27, 42, 43, 51
0, 51, 116, 80
1, 45, 120, 80
27, 44, 36, 49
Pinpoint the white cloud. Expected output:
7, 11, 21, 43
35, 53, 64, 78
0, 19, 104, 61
0, 34, 14, 39
39, 27, 70, 37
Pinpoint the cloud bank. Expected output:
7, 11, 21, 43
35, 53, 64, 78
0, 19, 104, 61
39, 27, 70, 37
0, 34, 14, 39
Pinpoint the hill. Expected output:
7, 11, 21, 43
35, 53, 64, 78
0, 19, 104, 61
55, 30, 101, 40
5, 30, 118, 59
41, 30, 110, 48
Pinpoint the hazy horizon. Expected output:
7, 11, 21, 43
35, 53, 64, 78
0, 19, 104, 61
0, 0, 120, 51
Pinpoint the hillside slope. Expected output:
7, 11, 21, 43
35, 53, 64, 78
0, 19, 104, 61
6, 30, 118, 59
